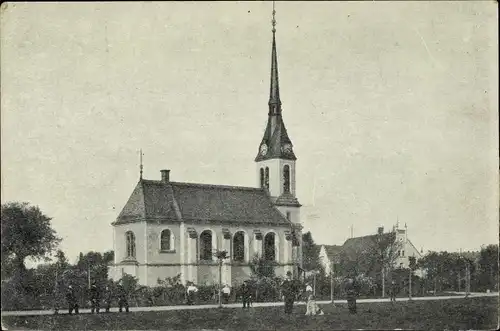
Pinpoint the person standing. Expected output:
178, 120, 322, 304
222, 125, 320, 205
390, 280, 397, 303
117, 283, 129, 313
345, 278, 358, 314
281, 271, 297, 314
186, 282, 198, 305
241, 281, 251, 308
89, 282, 100, 314
66, 285, 79, 315
222, 284, 231, 304
104, 285, 113, 313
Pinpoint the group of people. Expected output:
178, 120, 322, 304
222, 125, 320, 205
58, 274, 361, 316
282, 271, 360, 316
184, 271, 361, 316
55, 282, 130, 315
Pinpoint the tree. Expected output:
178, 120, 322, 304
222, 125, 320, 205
249, 254, 278, 279
214, 250, 229, 307
336, 230, 402, 297
477, 244, 498, 291
301, 231, 322, 273
76, 250, 115, 288
54, 250, 69, 269
1, 202, 61, 279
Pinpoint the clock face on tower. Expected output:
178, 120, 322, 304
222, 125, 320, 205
260, 144, 268, 155
282, 143, 292, 153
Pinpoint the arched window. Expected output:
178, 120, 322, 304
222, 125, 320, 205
160, 229, 174, 251
283, 165, 290, 193
260, 168, 265, 188
200, 230, 213, 261
233, 231, 245, 262
265, 167, 269, 189
126, 231, 136, 258
264, 232, 276, 261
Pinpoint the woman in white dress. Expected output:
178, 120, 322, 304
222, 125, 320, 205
305, 283, 324, 316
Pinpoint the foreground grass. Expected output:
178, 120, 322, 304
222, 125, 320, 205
3, 297, 498, 330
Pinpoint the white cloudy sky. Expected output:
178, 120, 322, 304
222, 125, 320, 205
1, 1, 498, 264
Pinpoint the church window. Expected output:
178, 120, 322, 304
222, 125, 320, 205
265, 167, 269, 189
260, 168, 265, 188
233, 231, 245, 262
286, 211, 291, 221
264, 232, 276, 262
200, 230, 213, 261
283, 165, 290, 193
126, 231, 136, 258
160, 229, 174, 251
401, 250, 405, 257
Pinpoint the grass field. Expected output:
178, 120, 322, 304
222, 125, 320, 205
3, 297, 498, 330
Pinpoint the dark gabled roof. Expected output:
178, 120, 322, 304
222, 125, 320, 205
322, 245, 343, 260
114, 180, 291, 226
342, 233, 394, 256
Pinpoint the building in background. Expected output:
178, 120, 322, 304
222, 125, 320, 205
317, 223, 422, 275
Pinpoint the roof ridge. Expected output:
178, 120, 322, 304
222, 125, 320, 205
141, 179, 264, 192
170, 181, 264, 191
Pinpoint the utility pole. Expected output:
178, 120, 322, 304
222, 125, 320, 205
218, 258, 223, 308
330, 263, 334, 304
88, 265, 91, 289
313, 272, 317, 296
465, 262, 470, 298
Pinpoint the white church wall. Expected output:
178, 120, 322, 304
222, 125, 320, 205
114, 221, 146, 263
146, 223, 181, 264
184, 222, 293, 264
146, 265, 182, 285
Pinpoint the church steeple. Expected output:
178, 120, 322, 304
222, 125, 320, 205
268, 6, 281, 114
255, 3, 296, 163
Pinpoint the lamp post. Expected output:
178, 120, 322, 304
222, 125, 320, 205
330, 262, 335, 304
408, 256, 416, 301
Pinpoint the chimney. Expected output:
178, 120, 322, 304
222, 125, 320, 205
160, 169, 170, 183
377, 226, 384, 235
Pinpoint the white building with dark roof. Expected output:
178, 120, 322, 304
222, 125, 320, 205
317, 224, 423, 276
109, 12, 303, 286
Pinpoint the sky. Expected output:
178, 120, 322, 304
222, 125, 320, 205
1, 1, 498, 265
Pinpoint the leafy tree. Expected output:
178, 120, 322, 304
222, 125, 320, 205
54, 250, 69, 269
301, 231, 323, 273
477, 244, 498, 291
249, 254, 278, 279
337, 231, 402, 278
75, 250, 114, 288
1, 202, 61, 279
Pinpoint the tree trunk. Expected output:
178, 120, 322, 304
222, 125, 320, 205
382, 267, 385, 298
408, 270, 412, 299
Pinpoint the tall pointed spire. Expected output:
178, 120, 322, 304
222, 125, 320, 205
255, 1, 296, 162
268, 1, 281, 114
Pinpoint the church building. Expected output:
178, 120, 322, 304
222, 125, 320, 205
108, 10, 304, 286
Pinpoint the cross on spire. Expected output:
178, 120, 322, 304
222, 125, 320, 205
139, 149, 144, 179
